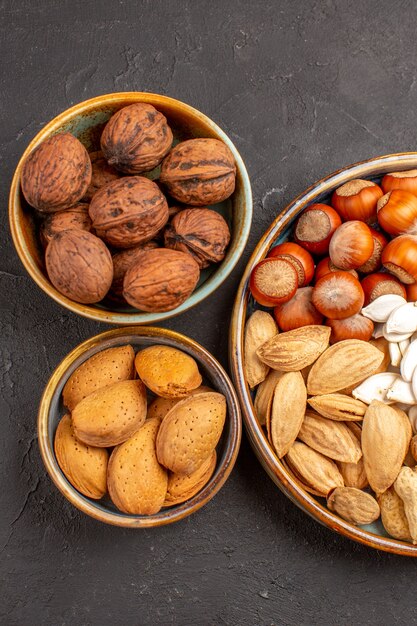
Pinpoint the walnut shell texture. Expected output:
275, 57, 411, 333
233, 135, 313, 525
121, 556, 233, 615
89, 176, 169, 249
21, 132, 92, 212
160, 138, 236, 205
45, 229, 113, 304
164, 208, 231, 268
110, 241, 159, 299
83, 150, 120, 201
101, 103, 173, 174
40, 202, 92, 248
123, 248, 200, 312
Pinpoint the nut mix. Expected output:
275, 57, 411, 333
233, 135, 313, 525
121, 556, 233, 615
20, 104, 235, 312
245, 171, 417, 544
55, 344, 227, 515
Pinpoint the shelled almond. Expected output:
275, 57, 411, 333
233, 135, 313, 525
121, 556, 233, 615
55, 344, 227, 515
245, 169, 417, 543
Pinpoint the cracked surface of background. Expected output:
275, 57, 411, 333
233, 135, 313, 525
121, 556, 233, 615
1, 1, 417, 624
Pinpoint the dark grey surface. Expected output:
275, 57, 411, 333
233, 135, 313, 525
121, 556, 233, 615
1, 1, 417, 624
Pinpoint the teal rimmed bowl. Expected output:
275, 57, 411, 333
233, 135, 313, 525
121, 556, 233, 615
38, 326, 241, 527
9, 92, 252, 325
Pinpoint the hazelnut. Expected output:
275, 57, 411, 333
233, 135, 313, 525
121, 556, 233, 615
110, 241, 159, 300
89, 176, 169, 249
83, 151, 120, 201
40, 203, 92, 248
123, 248, 200, 312
21, 133, 91, 212
164, 208, 230, 268
160, 138, 236, 205
100, 103, 173, 174
45, 229, 113, 304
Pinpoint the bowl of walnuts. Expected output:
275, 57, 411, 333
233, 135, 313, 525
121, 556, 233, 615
9, 92, 252, 324
38, 326, 241, 527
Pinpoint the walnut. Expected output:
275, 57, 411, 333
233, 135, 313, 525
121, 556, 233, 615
159, 138, 236, 206
89, 176, 169, 249
45, 229, 113, 304
164, 208, 231, 268
110, 241, 159, 300
100, 103, 173, 174
40, 203, 92, 248
123, 248, 200, 312
21, 133, 91, 212
83, 151, 120, 201
168, 205, 184, 219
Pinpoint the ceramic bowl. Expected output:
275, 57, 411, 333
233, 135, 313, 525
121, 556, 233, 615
9, 92, 252, 324
230, 152, 417, 556
38, 326, 241, 527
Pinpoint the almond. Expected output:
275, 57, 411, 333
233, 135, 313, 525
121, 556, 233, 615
391, 406, 413, 459
164, 450, 217, 506
54, 414, 108, 499
327, 487, 380, 525
362, 401, 411, 494
338, 423, 368, 490
135, 345, 202, 398
156, 392, 226, 474
307, 339, 383, 395
411, 435, 417, 462
285, 441, 344, 497
147, 396, 179, 421
270, 372, 307, 458
307, 393, 367, 421
394, 467, 417, 544
244, 310, 277, 387
72, 379, 147, 447
63, 345, 135, 410
147, 385, 213, 421
256, 325, 330, 371
378, 487, 412, 541
369, 337, 391, 374
298, 411, 362, 463
282, 457, 324, 497
107, 417, 168, 515
254, 370, 284, 426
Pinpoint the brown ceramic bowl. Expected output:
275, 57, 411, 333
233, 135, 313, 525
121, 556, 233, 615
229, 153, 417, 556
38, 326, 241, 527
9, 92, 252, 325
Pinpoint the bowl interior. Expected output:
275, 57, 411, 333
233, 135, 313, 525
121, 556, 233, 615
11, 93, 252, 324
231, 153, 417, 555
39, 327, 241, 527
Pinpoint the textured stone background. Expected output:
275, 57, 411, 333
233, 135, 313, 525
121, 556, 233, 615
2, 1, 417, 624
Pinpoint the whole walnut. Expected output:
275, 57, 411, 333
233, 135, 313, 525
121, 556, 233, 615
164, 208, 231, 268
83, 151, 120, 201
123, 248, 200, 312
159, 138, 236, 206
101, 103, 173, 174
21, 133, 92, 212
89, 176, 169, 249
40, 203, 92, 248
45, 229, 113, 304
110, 241, 159, 299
